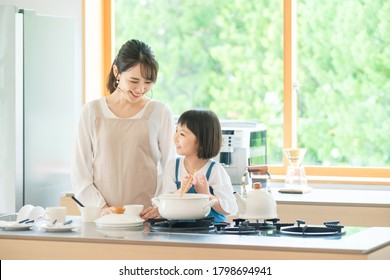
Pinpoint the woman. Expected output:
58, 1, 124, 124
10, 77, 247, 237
162, 109, 237, 223
71, 39, 176, 219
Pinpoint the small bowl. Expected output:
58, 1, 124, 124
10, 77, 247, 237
28, 206, 45, 222
124, 204, 144, 216
17, 204, 34, 222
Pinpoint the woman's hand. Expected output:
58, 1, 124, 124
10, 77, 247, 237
101, 204, 113, 216
140, 206, 161, 220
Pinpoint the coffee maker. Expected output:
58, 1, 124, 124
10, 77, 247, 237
214, 121, 267, 186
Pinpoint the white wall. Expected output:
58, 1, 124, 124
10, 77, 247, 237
0, 0, 83, 120
84, 0, 105, 102
0, 0, 82, 213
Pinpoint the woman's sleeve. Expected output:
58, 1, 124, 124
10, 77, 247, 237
71, 103, 106, 207
157, 105, 176, 170
158, 158, 178, 197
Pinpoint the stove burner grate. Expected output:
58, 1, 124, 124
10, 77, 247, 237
148, 217, 215, 232
214, 223, 259, 235
214, 218, 280, 235
276, 220, 346, 236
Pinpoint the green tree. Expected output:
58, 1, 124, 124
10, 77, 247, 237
298, 0, 390, 166
115, 0, 390, 167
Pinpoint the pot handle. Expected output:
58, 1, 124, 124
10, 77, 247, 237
151, 197, 160, 207
202, 198, 218, 209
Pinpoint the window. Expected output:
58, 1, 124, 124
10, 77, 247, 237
110, 0, 390, 182
297, 0, 390, 169
115, 0, 284, 165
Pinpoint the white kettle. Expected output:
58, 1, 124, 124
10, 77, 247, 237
234, 182, 277, 220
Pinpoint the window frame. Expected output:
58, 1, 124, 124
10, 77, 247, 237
94, 0, 390, 185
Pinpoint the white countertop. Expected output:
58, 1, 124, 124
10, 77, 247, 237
1, 218, 390, 257
233, 185, 390, 207
272, 188, 390, 207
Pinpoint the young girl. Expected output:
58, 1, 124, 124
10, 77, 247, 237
162, 109, 238, 223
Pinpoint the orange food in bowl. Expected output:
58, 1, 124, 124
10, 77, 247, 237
112, 206, 125, 214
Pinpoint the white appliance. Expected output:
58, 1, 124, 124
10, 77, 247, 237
214, 121, 267, 186
0, 5, 81, 213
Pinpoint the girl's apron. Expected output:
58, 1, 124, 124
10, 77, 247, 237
175, 158, 226, 223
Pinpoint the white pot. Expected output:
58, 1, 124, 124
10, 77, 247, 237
152, 193, 217, 220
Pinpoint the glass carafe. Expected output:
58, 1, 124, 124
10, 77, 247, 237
284, 148, 307, 188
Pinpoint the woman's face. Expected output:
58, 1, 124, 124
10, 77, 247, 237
174, 123, 198, 157
115, 63, 154, 103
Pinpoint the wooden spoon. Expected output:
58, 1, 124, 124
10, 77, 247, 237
180, 169, 196, 197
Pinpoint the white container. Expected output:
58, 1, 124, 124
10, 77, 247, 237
80, 205, 102, 222
45, 206, 66, 224
124, 204, 144, 216
152, 193, 217, 220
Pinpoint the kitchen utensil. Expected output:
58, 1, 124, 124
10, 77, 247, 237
16, 204, 34, 222
28, 206, 45, 223
234, 182, 277, 220
241, 172, 248, 197
247, 165, 271, 190
0, 221, 33, 231
94, 214, 144, 230
284, 148, 308, 188
80, 205, 102, 222
152, 193, 218, 220
180, 169, 196, 197
124, 204, 144, 216
44, 207, 66, 224
37, 223, 79, 232
71, 195, 85, 207
18, 219, 29, 224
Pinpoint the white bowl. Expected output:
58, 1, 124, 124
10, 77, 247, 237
17, 205, 34, 222
28, 206, 45, 222
152, 193, 217, 220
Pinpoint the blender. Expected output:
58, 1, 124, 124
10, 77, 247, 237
284, 148, 308, 188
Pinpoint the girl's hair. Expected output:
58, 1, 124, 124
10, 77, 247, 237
178, 109, 222, 159
106, 39, 159, 93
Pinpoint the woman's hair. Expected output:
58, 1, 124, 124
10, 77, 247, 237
178, 109, 222, 159
106, 39, 159, 93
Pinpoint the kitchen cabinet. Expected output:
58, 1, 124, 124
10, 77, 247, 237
0, 221, 389, 260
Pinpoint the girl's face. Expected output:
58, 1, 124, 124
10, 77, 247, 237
174, 123, 198, 157
115, 63, 154, 103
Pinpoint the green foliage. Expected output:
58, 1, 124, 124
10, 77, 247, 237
297, 0, 390, 166
115, 0, 389, 167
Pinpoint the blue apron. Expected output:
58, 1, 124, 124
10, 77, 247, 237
175, 158, 226, 223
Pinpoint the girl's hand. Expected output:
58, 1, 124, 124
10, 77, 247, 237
178, 173, 194, 194
194, 174, 210, 195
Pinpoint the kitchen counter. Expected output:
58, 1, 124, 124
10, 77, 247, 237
271, 187, 390, 207
61, 187, 390, 226
270, 188, 390, 227
1, 218, 389, 260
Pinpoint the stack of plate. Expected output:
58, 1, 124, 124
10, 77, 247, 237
0, 205, 46, 231
0, 221, 33, 231
95, 214, 144, 230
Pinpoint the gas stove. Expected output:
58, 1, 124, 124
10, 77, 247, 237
148, 217, 215, 233
148, 218, 347, 238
